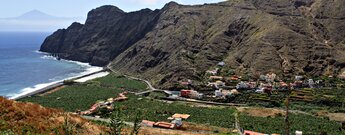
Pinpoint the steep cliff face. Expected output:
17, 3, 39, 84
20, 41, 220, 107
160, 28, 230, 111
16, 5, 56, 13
40, 5, 160, 66
41, 0, 345, 88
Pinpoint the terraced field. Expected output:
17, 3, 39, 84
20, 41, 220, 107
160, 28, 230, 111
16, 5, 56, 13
19, 73, 147, 112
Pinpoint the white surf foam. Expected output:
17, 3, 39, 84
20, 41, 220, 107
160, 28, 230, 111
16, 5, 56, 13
8, 80, 61, 100
75, 72, 110, 83
9, 51, 106, 99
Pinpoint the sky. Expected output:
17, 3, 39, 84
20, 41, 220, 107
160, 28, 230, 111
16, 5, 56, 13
0, 0, 224, 18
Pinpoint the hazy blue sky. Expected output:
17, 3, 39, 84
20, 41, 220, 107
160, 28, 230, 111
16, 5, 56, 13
0, 0, 224, 18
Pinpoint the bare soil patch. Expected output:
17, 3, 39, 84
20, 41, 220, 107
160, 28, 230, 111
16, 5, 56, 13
237, 107, 285, 117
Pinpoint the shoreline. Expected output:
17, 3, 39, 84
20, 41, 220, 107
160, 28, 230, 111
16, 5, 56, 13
8, 50, 111, 100
12, 69, 109, 100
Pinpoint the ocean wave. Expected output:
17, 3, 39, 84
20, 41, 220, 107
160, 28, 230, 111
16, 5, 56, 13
9, 51, 105, 99
37, 51, 99, 69
40, 55, 57, 60
8, 80, 61, 100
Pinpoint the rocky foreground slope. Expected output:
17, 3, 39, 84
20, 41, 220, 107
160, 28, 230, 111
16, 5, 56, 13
40, 0, 345, 88
0, 97, 104, 134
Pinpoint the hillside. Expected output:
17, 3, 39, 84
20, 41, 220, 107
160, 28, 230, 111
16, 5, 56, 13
40, 0, 345, 89
0, 97, 104, 134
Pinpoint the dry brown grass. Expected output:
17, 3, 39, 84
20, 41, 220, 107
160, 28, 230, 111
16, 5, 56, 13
237, 107, 285, 117
0, 97, 105, 134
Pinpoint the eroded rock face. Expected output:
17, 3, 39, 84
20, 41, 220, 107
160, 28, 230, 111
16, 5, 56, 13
40, 5, 160, 66
41, 0, 345, 88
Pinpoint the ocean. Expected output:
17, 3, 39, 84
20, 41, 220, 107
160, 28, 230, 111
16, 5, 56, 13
0, 32, 103, 99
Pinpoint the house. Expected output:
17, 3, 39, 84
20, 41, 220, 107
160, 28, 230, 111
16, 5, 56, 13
243, 130, 266, 135
216, 81, 225, 87
295, 76, 304, 81
180, 79, 192, 86
279, 81, 289, 90
180, 90, 202, 99
236, 81, 250, 90
141, 120, 155, 127
295, 131, 303, 135
230, 89, 239, 95
307, 79, 315, 88
259, 83, 273, 94
230, 75, 240, 81
208, 81, 225, 89
206, 68, 219, 75
189, 90, 203, 99
154, 122, 176, 129
171, 118, 183, 129
180, 90, 193, 97
215, 90, 223, 97
266, 72, 277, 82
209, 76, 223, 81
247, 82, 257, 89
172, 114, 190, 119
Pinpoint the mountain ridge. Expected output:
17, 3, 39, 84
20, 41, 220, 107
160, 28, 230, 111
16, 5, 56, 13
40, 0, 345, 89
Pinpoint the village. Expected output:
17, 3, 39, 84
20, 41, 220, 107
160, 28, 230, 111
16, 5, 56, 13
172, 61, 327, 102
69, 62, 345, 135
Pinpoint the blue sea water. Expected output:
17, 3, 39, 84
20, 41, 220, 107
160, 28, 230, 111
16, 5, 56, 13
0, 32, 102, 99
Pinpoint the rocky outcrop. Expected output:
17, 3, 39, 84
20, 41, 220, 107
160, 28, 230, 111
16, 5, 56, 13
41, 0, 345, 88
40, 5, 160, 66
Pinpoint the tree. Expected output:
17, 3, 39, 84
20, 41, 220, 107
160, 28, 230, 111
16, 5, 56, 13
284, 91, 291, 135
109, 106, 124, 135
131, 110, 143, 135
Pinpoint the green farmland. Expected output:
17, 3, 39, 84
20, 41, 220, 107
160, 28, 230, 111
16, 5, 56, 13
19, 73, 147, 112
239, 113, 344, 135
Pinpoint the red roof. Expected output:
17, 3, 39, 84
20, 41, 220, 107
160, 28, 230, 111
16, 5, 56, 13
243, 130, 266, 135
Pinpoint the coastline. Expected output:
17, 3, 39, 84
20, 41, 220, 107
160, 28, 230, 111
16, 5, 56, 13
12, 69, 110, 100
9, 51, 111, 100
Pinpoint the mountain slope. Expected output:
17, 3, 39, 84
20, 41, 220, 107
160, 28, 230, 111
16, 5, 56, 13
40, 0, 345, 88
0, 97, 104, 134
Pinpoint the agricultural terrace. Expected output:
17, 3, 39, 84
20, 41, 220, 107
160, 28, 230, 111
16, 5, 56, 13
115, 94, 236, 128
19, 73, 147, 112
239, 113, 344, 135
227, 88, 345, 113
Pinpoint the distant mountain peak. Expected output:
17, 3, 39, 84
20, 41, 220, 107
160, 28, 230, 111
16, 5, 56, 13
16, 10, 58, 20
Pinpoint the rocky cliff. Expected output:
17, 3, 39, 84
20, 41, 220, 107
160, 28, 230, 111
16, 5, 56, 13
41, 0, 345, 88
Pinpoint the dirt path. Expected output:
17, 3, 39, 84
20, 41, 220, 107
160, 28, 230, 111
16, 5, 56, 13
39, 86, 65, 96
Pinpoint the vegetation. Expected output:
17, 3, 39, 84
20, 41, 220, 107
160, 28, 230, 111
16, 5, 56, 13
109, 107, 125, 135
0, 97, 103, 134
114, 95, 236, 128
16, 73, 345, 134
239, 113, 344, 135
19, 73, 147, 112
131, 110, 142, 135
225, 88, 345, 113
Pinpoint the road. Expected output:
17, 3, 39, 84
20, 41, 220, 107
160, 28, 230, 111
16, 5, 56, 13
106, 64, 163, 95
81, 115, 134, 126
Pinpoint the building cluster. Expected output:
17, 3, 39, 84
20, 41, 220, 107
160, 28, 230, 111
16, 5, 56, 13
170, 61, 326, 100
141, 113, 190, 129
78, 92, 128, 115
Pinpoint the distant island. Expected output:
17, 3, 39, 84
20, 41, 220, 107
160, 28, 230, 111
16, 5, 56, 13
0, 10, 84, 32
